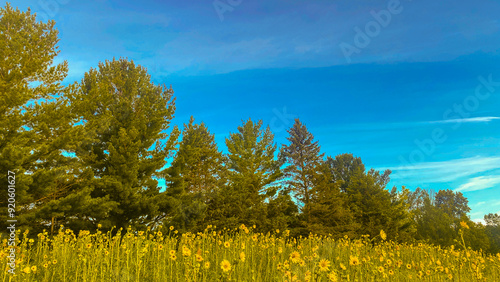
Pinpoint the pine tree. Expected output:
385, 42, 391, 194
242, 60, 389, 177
69, 58, 179, 230
308, 161, 358, 238
215, 119, 282, 231
163, 116, 226, 232
0, 4, 84, 234
281, 119, 324, 225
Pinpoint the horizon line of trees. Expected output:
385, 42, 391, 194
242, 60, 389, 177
1, 3, 499, 254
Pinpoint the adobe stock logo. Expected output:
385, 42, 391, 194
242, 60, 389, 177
270, 107, 296, 133
339, 0, 405, 64
213, 0, 243, 22
35, 0, 71, 23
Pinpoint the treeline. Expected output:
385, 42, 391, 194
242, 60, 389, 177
1, 4, 499, 254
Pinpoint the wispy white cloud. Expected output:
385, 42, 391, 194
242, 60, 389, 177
319, 117, 500, 134
383, 156, 500, 171
429, 116, 500, 124
473, 201, 487, 207
455, 175, 500, 192
380, 156, 500, 183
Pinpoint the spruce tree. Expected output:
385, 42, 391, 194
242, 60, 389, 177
281, 119, 324, 225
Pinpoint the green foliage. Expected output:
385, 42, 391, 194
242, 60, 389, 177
308, 161, 359, 238
411, 189, 491, 252
414, 195, 457, 247
0, 3, 77, 234
212, 119, 284, 232
281, 119, 324, 224
325, 154, 414, 241
326, 153, 365, 193
484, 213, 500, 253
435, 189, 470, 219
3, 2, 499, 257
163, 117, 226, 232
68, 58, 179, 231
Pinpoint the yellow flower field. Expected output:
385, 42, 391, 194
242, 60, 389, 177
1, 224, 499, 281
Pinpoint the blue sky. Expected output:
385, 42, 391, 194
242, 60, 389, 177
16, 0, 500, 222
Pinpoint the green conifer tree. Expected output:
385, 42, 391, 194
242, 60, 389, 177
281, 119, 324, 225
215, 119, 282, 231
163, 117, 226, 232
0, 4, 86, 234
69, 58, 179, 230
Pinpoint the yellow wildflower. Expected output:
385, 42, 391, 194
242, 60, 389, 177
318, 259, 330, 272
380, 230, 387, 241
182, 246, 191, 257
290, 251, 301, 263
460, 221, 469, 229
328, 271, 338, 282
350, 255, 360, 266
196, 254, 203, 262
221, 259, 231, 272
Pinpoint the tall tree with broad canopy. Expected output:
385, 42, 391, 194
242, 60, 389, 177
326, 153, 365, 193
0, 4, 87, 234
434, 189, 470, 219
69, 58, 179, 231
412, 189, 490, 251
327, 153, 413, 240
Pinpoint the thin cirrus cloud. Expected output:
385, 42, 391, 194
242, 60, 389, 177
320, 116, 500, 133
428, 116, 500, 124
455, 175, 500, 192
381, 156, 500, 183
